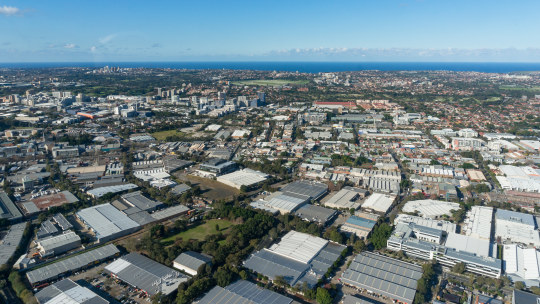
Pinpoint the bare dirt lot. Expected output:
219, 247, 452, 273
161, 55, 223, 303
174, 172, 239, 201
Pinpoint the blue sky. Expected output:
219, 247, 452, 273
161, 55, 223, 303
1, 0, 540, 62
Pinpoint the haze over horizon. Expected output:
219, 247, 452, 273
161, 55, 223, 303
2, 0, 540, 62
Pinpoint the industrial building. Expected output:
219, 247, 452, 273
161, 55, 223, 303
105, 252, 190, 296
341, 252, 422, 304
197, 280, 293, 304
251, 180, 328, 215
504, 244, 540, 286
401, 199, 460, 218
120, 191, 163, 212
360, 192, 396, 214
323, 187, 366, 209
0, 191, 23, 221
294, 204, 337, 225
86, 184, 138, 198
0, 222, 27, 266
495, 209, 540, 246
216, 168, 268, 189
76, 203, 140, 243
27, 244, 120, 286
340, 215, 377, 239
35, 278, 109, 304
173, 251, 212, 276
243, 230, 346, 287
36, 231, 81, 257
462, 206, 493, 240
513, 289, 540, 304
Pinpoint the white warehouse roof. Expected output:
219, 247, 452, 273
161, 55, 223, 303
361, 193, 396, 214
504, 244, 540, 283
216, 168, 268, 189
402, 199, 460, 218
268, 230, 328, 264
76, 203, 140, 242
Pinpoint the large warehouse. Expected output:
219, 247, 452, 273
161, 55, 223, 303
323, 187, 366, 209
36, 231, 81, 257
216, 168, 268, 189
198, 280, 292, 304
27, 244, 120, 286
76, 203, 140, 243
251, 180, 328, 215
243, 230, 346, 287
173, 251, 212, 276
361, 192, 396, 214
401, 199, 460, 218
105, 252, 190, 296
495, 209, 540, 246
341, 252, 422, 304
35, 278, 109, 304
503, 244, 540, 286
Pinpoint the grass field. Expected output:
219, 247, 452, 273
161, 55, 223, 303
500, 85, 540, 92
232, 79, 309, 86
161, 219, 234, 244
151, 129, 186, 141
174, 173, 239, 200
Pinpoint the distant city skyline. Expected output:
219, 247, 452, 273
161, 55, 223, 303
2, 0, 540, 62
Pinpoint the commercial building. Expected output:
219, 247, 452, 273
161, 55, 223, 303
495, 209, 540, 246
36, 231, 81, 257
360, 192, 396, 214
198, 158, 237, 176
35, 278, 109, 304
0, 191, 23, 221
105, 252, 190, 296
280, 180, 328, 201
387, 222, 502, 278
76, 203, 140, 243
216, 168, 268, 189
401, 199, 460, 218
173, 251, 212, 276
341, 252, 422, 304
27, 244, 120, 286
394, 214, 456, 234
198, 280, 293, 304
244, 230, 346, 287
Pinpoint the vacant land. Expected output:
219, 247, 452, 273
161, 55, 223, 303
174, 173, 239, 200
232, 79, 309, 86
151, 129, 186, 141
161, 219, 234, 245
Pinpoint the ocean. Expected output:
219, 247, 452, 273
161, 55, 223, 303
1, 61, 540, 73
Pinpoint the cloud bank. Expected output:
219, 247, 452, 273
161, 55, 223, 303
0, 5, 19, 16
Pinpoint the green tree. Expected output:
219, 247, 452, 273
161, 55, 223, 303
369, 222, 392, 250
452, 262, 466, 274
316, 287, 333, 304
515, 281, 525, 290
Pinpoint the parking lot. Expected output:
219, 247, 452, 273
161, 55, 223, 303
68, 263, 152, 303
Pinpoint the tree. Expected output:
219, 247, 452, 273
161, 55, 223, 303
515, 281, 525, 290
316, 287, 333, 304
369, 222, 393, 250
530, 286, 540, 295
273, 275, 288, 287
452, 262, 466, 274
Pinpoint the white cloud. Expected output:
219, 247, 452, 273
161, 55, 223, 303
0, 5, 19, 16
90, 46, 97, 52
99, 34, 116, 44
64, 43, 78, 49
